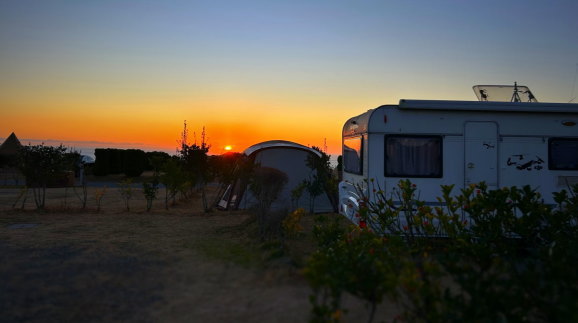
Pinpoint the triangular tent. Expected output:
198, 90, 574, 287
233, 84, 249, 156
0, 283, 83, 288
217, 140, 335, 213
0, 132, 22, 157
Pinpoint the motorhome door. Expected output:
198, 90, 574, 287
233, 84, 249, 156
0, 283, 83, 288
464, 122, 498, 189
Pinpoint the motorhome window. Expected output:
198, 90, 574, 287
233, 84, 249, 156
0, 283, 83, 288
549, 138, 578, 170
385, 136, 442, 177
343, 136, 363, 174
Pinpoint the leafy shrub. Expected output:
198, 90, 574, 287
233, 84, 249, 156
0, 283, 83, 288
282, 208, 306, 238
304, 180, 578, 322
304, 217, 401, 323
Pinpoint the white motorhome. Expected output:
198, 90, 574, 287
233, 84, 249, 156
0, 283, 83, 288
339, 85, 578, 222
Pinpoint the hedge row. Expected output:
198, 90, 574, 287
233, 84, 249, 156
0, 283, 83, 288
93, 148, 148, 177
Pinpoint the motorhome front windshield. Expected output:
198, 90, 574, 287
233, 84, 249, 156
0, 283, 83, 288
343, 136, 363, 174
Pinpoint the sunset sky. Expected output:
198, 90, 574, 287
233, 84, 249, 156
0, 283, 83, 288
1, 0, 577, 157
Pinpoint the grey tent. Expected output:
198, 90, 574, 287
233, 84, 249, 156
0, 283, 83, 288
217, 140, 335, 213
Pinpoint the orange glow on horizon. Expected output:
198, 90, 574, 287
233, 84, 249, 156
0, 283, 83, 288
0, 96, 348, 158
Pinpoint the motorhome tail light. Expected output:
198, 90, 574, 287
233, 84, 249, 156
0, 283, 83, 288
384, 114, 387, 123
562, 120, 576, 126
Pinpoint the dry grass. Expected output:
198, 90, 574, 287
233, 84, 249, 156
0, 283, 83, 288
0, 179, 398, 322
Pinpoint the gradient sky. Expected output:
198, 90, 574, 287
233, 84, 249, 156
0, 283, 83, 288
1, 0, 577, 157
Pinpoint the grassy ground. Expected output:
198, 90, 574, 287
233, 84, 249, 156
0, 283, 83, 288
0, 178, 398, 322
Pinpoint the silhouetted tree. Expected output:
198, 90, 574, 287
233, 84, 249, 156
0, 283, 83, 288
178, 124, 212, 212
306, 147, 339, 212
248, 166, 288, 239
160, 157, 186, 209
18, 144, 70, 209
146, 151, 171, 173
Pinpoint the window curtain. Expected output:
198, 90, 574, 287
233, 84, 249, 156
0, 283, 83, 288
386, 137, 441, 177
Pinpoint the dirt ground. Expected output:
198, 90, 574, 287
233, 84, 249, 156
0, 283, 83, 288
0, 182, 398, 322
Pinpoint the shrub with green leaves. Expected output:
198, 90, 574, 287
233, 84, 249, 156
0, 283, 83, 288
305, 218, 402, 323
304, 180, 578, 322
282, 208, 306, 238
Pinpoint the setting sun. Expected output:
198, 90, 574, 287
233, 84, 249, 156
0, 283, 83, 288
224, 145, 232, 151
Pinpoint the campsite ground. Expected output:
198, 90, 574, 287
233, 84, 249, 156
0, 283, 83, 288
0, 175, 398, 322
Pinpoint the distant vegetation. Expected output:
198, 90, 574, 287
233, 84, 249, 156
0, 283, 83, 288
93, 148, 170, 178
6, 118, 342, 218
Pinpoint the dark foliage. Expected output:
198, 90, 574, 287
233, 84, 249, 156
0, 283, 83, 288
123, 149, 146, 177
18, 144, 74, 208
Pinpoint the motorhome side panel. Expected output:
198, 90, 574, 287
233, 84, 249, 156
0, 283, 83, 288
500, 136, 549, 191
500, 136, 578, 200
365, 107, 466, 202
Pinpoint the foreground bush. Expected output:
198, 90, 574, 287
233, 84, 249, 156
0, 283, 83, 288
304, 181, 578, 322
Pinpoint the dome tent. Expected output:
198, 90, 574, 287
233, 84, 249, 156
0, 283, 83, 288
217, 140, 335, 213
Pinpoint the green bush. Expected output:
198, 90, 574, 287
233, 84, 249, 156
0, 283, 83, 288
304, 181, 578, 322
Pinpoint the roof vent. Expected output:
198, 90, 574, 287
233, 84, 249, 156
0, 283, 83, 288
473, 82, 538, 102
